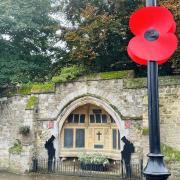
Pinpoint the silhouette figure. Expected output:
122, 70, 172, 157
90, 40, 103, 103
121, 136, 135, 178
45, 135, 56, 172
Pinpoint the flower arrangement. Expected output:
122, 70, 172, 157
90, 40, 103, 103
78, 153, 109, 166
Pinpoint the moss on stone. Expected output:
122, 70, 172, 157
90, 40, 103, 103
9, 140, 22, 154
98, 70, 132, 79
142, 128, 149, 136
159, 76, 180, 86
16, 84, 33, 95
161, 143, 180, 162
31, 82, 54, 93
124, 75, 180, 89
124, 78, 147, 89
14, 82, 55, 95
26, 96, 38, 109
85, 70, 133, 80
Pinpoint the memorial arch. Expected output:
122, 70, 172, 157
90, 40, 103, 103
55, 95, 127, 160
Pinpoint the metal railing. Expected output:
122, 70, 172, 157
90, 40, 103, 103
31, 158, 143, 179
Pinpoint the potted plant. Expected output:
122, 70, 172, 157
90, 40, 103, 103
19, 126, 32, 145
19, 125, 30, 136
78, 153, 109, 171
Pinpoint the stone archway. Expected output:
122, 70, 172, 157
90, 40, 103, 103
54, 94, 127, 159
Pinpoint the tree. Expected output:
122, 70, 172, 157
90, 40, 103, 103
55, 0, 179, 75
57, 0, 143, 72
159, 0, 180, 71
0, 0, 59, 87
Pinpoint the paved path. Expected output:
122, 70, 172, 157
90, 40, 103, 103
0, 172, 120, 180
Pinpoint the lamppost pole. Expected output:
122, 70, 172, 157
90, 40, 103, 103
143, 0, 171, 179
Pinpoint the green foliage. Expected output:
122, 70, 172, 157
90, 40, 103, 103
9, 139, 22, 154
31, 82, 54, 93
6, 82, 55, 96
84, 70, 132, 80
0, 0, 179, 89
57, 0, 143, 72
161, 143, 180, 162
142, 128, 149, 136
159, 0, 180, 66
78, 153, 109, 165
19, 126, 30, 136
98, 70, 131, 79
26, 96, 38, 109
52, 65, 87, 83
16, 84, 33, 95
0, 0, 59, 87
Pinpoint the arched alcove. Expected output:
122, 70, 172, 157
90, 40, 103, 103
54, 95, 128, 160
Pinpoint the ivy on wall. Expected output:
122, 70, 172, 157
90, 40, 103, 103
9, 139, 22, 155
26, 96, 38, 109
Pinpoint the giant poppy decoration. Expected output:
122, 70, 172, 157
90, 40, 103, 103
127, 6, 178, 65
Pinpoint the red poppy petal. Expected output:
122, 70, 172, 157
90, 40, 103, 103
168, 21, 176, 33
157, 59, 169, 65
130, 6, 175, 35
128, 33, 178, 63
128, 48, 147, 65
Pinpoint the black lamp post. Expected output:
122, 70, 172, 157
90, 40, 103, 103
143, 0, 171, 179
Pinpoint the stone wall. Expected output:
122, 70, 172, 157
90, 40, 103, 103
143, 85, 180, 150
0, 96, 34, 172
0, 75, 180, 176
168, 161, 180, 179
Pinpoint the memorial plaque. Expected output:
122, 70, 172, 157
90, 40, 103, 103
94, 144, 103, 149
48, 121, 54, 129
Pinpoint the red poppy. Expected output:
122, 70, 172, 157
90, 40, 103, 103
127, 6, 178, 65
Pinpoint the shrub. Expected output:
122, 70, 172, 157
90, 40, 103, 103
161, 143, 180, 162
52, 65, 87, 83
19, 125, 30, 136
9, 139, 22, 154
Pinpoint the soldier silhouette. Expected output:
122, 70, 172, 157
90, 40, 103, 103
121, 136, 135, 178
45, 135, 56, 172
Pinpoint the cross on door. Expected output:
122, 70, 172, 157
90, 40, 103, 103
97, 131, 102, 141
